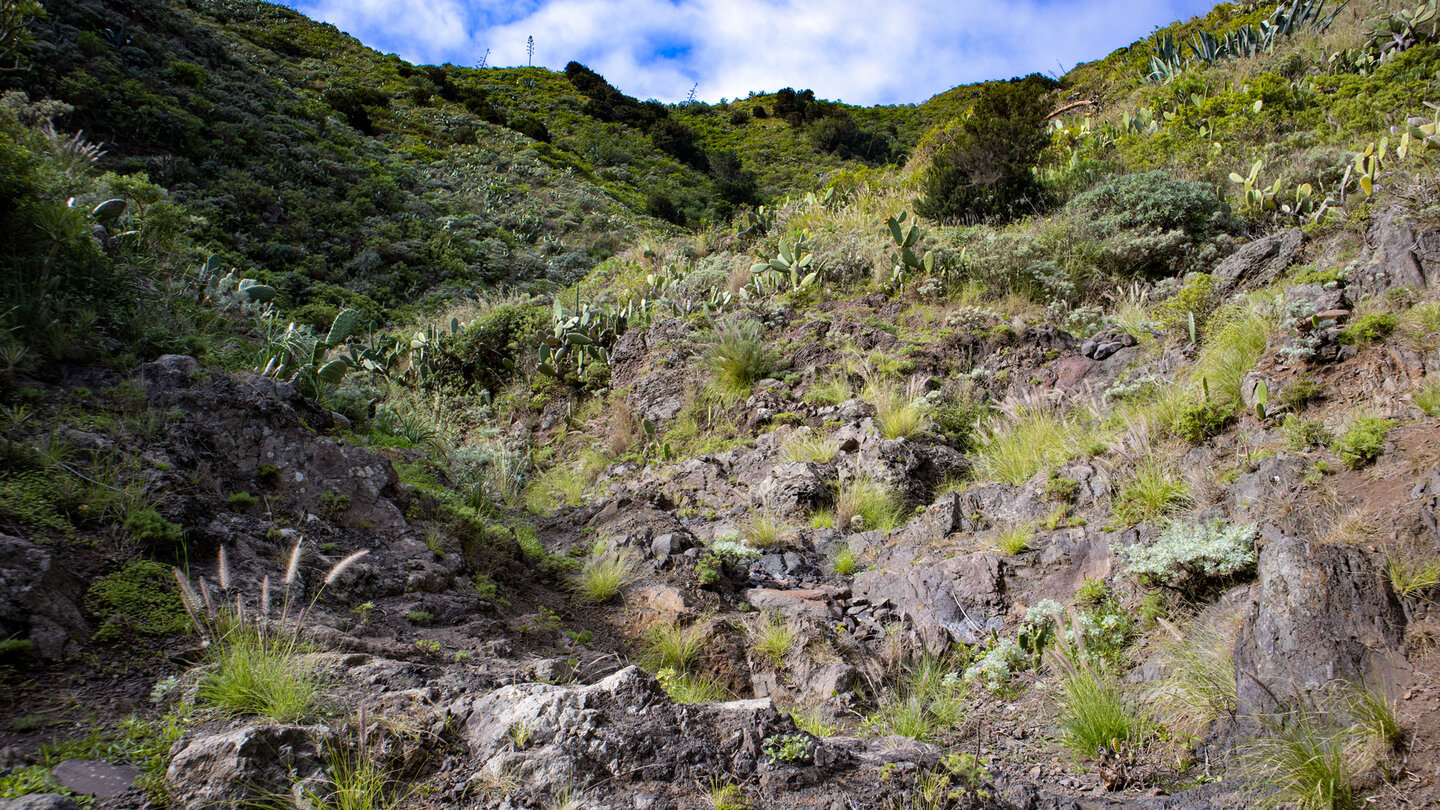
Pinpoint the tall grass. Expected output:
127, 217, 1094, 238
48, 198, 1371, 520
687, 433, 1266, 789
1242, 708, 1358, 810
1146, 612, 1239, 741
1112, 458, 1190, 525
976, 405, 1086, 486
1057, 666, 1137, 759
803, 373, 853, 407
781, 430, 837, 463
1191, 301, 1276, 405
706, 320, 774, 401
833, 476, 904, 533
863, 654, 967, 742
569, 541, 643, 603
993, 523, 1034, 556
742, 510, 786, 549
642, 620, 708, 671
197, 627, 320, 723
176, 540, 370, 723
867, 382, 930, 440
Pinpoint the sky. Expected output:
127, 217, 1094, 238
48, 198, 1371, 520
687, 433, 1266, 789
280, 0, 1221, 106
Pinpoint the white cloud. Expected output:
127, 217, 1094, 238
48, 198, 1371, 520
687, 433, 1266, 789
287, 0, 1217, 104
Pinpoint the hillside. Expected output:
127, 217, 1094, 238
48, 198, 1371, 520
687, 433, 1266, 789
3, 0, 1440, 808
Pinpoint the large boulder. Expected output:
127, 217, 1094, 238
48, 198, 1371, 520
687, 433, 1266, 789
451, 666, 792, 788
1214, 228, 1304, 295
142, 355, 404, 531
0, 534, 88, 660
852, 552, 1004, 643
1233, 527, 1406, 715
1351, 205, 1440, 298
166, 724, 330, 808
750, 461, 830, 515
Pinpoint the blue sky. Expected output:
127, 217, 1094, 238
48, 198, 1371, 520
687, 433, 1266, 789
280, 0, 1221, 105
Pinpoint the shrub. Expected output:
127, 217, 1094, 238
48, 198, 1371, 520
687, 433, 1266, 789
1064, 171, 1233, 277
1332, 416, 1393, 469
706, 321, 774, 400
962, 638, 1027, 693
1057, 667, 1137, 760
85, 561, 189, 643
1282, 415, 1333, 450
1168, 398, 1234, 444
1121, 520, 1257, 590
833, 477, 904, 533
569, 542, 643, 603
1339, 312, 1397, 345
1112, 460, 1190, 525
916, 74, 1057, 225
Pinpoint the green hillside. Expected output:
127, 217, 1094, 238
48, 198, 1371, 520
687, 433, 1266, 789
5, 0, 1440, 807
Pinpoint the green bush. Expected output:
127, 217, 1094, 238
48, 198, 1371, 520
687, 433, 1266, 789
85, 561, 190, 643
1065, 171, 1233, 276
1332, 416, 1393, 469
917, 74, 1057, 224
1120, 520, 1257, 590
1340, 312, 1398, 345
122, 507, 184, 549
1169, 398, 1234, 444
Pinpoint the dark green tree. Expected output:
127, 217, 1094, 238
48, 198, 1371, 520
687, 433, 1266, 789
916, 74, 1057, 224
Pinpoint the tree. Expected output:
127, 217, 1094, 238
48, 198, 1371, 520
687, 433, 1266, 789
916, 74, 1057, 224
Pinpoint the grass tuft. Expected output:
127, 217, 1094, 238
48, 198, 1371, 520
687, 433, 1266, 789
780, 430, 837, 463
1056, 665, 1137, 760
749, 612, 799, 667
833, 476, 904, 533
993, 523, 1034, 556
197, 626, 321, 723
569, 541, 643, 603
642, 620, 708, 672
1112, 459, 1190, 525
867, 382, 930, 440
706, 320, 774, 401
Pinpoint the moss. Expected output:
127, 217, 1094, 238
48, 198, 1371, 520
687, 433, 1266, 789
122, 507, 183, 549
86, 560, 190, 643
0, 471, 75, 534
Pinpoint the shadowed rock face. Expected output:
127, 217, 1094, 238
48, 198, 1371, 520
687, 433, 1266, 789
142, 355, 404, 532
1234, 526, 1407, 716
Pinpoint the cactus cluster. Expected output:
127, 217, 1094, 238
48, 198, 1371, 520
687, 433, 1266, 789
1147, 0, 1344, 83
883, 211, 936, 292
748, 241, 816, 295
